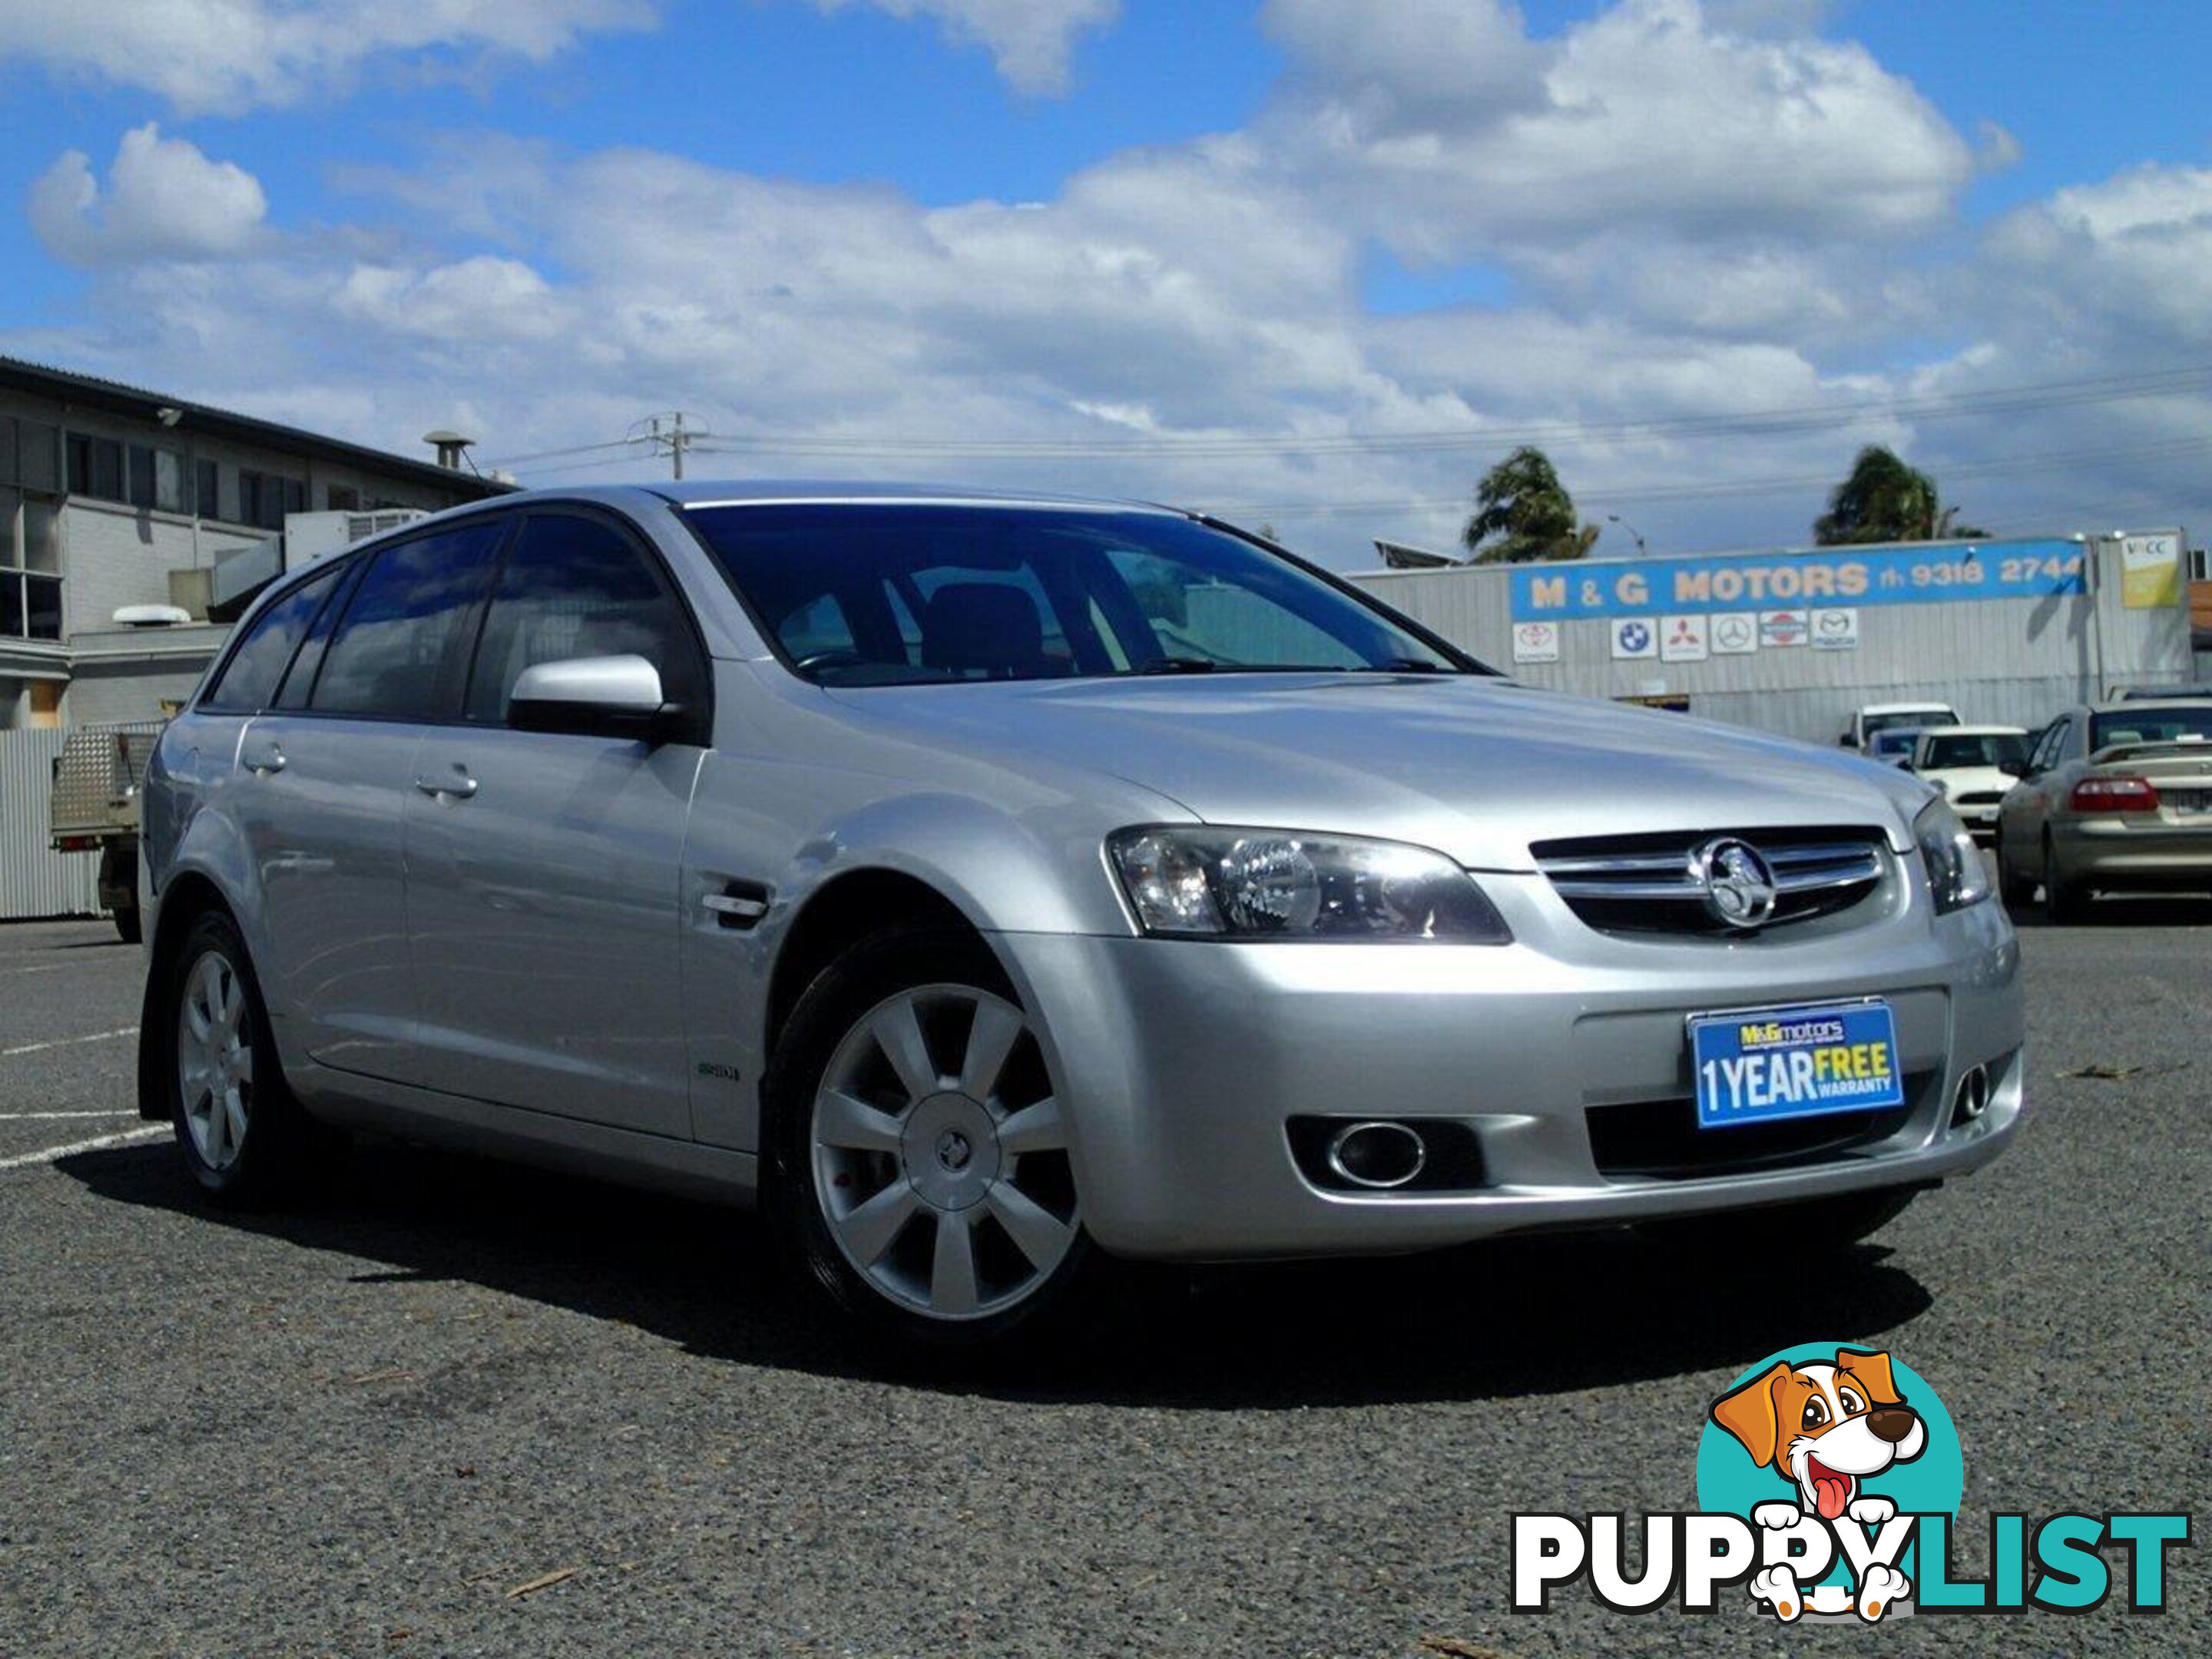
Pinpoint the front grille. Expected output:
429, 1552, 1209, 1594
1952, 790, 2005, 806
1533, 826, 1888, 936
1586, 1082, 1925, 1180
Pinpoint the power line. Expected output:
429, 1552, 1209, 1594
664, 360, 2212, 462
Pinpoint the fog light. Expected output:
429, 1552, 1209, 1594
1325, 1121, 1427, 1189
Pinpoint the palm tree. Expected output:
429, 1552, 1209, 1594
1463, 447, 1601, 564
1813, 446, 1988, 545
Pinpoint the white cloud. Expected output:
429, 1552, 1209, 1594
15, 0, 2212, 560
30, 124, 268, 266
811, 0, 1118, 94
1267, 0, 1973, 263
0, 0, 653, 113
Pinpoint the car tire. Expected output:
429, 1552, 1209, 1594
1637, 1186, 1919, 1260
1994, 828, 2037, 909
2042, 832, 2091, 924
155, 909, 331, 1203
112, 903, 142, 945
763, 921, 1093, 1349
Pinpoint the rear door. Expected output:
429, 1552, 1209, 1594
227, 521, 506, 1081
403, 508, 708, 1137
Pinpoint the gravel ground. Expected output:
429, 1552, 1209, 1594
1, 902, 2205, 1657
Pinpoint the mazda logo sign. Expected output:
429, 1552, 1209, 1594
1693, 837, 1778, 930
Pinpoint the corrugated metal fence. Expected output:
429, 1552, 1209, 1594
0, 730, 104, 920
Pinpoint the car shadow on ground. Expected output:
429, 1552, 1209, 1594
2005, 893, 2212, 929
61, 1137, 1932, 1409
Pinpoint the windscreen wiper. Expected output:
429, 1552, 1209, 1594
1133, 656, 1219, 674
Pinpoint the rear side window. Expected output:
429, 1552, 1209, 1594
463, 514, 702, 723
311, 522, 505, 718
201, 561, 346, 713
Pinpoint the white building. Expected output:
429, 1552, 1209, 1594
1, 356, 506, 727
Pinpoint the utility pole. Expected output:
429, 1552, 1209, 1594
630, 412, 707, 480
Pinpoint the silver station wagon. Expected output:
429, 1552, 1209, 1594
138, 484, 2026, 1344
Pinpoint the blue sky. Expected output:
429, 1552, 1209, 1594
5, 1, 2212, 564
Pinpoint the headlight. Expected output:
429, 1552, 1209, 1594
1107, 826, 1512, 942
1914, 798, 1991, 914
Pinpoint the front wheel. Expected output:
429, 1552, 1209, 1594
764, 923, 1090, 1347
1994, 826, 2037, 909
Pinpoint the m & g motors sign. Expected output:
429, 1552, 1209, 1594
1509, 540, 2086, 623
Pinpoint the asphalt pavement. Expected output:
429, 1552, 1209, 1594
1, 902, 2206, 1657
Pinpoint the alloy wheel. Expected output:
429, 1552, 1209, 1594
810, 984, 1078, 1322
177, 949, 253, 1170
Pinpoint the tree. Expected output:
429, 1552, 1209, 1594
1462, 446, 1601, 564
1813, 445, 1988, 545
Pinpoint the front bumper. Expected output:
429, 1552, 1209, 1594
996, 876, 2025, 1260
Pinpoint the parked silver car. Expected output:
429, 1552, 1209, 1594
137, 485, 2026, 1344
1994, 699, 2212, 919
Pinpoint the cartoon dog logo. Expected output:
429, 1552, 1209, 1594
1710, 1348, 1926, 1621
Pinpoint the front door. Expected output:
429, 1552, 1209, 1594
404, 509, 707, 1139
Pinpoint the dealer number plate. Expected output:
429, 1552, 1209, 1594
2165, 788, 2212, 816
1690, 1000, 1904, 1129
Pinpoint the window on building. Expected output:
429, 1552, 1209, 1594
16, 422, 60, 492
1, 488, 65, 642
326, 485, 361, 512
125, 445, 188, 514
239, 469, 306, 531
196, 459, 222, 522
66, 433, 125, 502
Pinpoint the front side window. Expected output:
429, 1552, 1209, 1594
463, 513, 701, 722
203, 561, 348, 713
310, 522, 504, 718
685, 505, 1465, 686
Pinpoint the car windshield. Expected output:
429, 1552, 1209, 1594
1866, 708, 1955, 738
1921, 733, 2028, 769
684, 504, 1470, 685
2090, 707, 2212, 750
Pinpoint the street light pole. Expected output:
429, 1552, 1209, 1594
1608, 515, 1650, 557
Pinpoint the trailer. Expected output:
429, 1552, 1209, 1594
48, 720, 164, 943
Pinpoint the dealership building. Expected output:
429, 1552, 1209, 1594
1350, 532, 2206, 743
0, 356, 505, 729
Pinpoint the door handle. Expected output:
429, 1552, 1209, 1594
243, 744, 286, 775
415, 766, 479, 800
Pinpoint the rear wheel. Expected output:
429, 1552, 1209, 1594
2042, 832, 2092, 923
764, 923, 1089, 1347
157, 910, 328, 1201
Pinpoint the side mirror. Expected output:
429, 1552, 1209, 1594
1998, 759, 2031, 779
508, 654, 679, 741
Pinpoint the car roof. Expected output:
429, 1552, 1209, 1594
1861, 701, 1956, 714
2085, 697, 2212, 716
1920, 724, 2025, 738
630, 478, 1183, 513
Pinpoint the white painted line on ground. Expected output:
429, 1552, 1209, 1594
0, 1110, 140, 1121
1, 1027, 137, 1058
0, 1125, 167, 1171
0, 961, 115, 975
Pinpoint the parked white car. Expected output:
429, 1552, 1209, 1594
1909, 726, 2028, 840
1843, 701, 1960, 752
